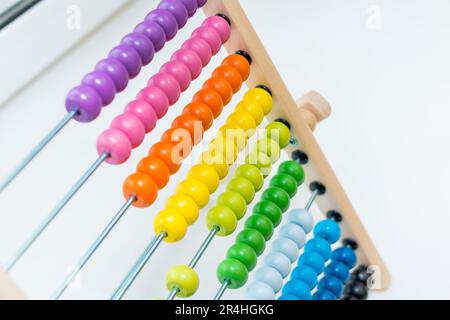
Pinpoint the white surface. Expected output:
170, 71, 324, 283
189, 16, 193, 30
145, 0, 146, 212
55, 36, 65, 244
0, 0, 449, 300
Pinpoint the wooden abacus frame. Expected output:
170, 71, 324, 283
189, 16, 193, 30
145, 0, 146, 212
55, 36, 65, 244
0, 0, 389, 299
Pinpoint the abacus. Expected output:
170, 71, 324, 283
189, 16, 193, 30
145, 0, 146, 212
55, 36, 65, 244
0, 0, 390, 300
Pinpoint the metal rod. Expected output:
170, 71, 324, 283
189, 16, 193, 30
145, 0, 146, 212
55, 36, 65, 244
5, 151, 108, 271
111, 233, 166, 300
213, 280, 230, 300
305, 189, 319, 211
188, 226, 219, 269
0, 110, 77, 193
167, 288, 178, 300
53, 196, 135, 299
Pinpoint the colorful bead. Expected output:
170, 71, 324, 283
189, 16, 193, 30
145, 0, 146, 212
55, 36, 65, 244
198, 152, 229, 179
171, 114, 204, 145
317, 275, 343, 297
282, 280, 311, 300
96, 128, 132, 164
314, 220, 341, 244
192, 88, 224, 118
246, 281, 275, 300
202, 15, 231, 43
226, 178, 255, 204
218, 124, 247, 151
81, 71, 116, 106
279, 223, 306, 248
207, 137, 238, 164
244, 88, 272, 115
206, 206, 237, 236
95, 58, 129, 92
216, 258, 248, 289
154, 209, 188, 242
235, 100, 264, 125
179, 0, 197, 17
297, 251, 325, 274
147, 72, 181, 105
313, 290, 337, 300
166, 193, 199, 226
261, 187, 290, 212
121, 32, 155, 65
171, 48, 203, 79
255, 266, 283, 293
122, 172, 158, 208
245, 214, 273, 241
236, 229, 265, 256
166, 265, 199, 298
246, 151, 272, 177
182, 37, 212, 67
223, 54, 251, 80
269, 174, 298, 198
305, 237, 332, 260
124, 100, 157, 133
108, 44, 142, 78
136, 155, 171, 189
226, 243, 257, 271
191, 26, 222, 55
187, 164, 220, 193
278, 161, 305, 185
110, 113, 146, 148
331, 247, 357, 268
137, 86, 170, 119
65, 85, 102, 123
160, 128, 193, 159
134, 21, 166, 52
226, 111, 256, 136
159, 60, 192, 92
252, 200, 282, 227
266, 122, 291, 148
272, 238, 298, 263
145, 9, 178, 41
263, 252, 291, 278
148, 141, 182, 174
203, 77, 233, 105
212, 65, 243, 93
291, 265, 317, 289
158, 0, 188, 28
286, 208, 314, 233
217, 191, 247, 220
176, 179, 210, 208
256, 138, 280, 164
235, 164, 264, 191
325, 261, 350, 282
183, 102, 214, 130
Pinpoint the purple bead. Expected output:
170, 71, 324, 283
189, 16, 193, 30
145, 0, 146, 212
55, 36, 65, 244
134, 21, 166, 52
145, 9, 178, 41
197, 0, 207, 8
95, 58, 129, 92
121, 32, 155, 65
108, 44, 142, 79
82, 71, 116, 106
65, 85, 102, 123
158, 0, 188, 28
179, 0, 197, 17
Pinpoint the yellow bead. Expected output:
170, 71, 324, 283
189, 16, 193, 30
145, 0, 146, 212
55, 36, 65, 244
226, 111, 256, 138
187, 164, 220, 193
208, 136, 238, 164
176, 179, 210, 208
235, 99, 264, 125
244, 88, 273, 115
166, 265, 199, 298
219, 124, 248, 151
256, 138, 281, 163
166, 193, 199, 226
198, 152, 230, 180
154, 209, 188, 243
206, 205, 238, 236
246, 151, 272, 177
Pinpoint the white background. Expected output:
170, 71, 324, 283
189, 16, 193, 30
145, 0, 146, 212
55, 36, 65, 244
0, 0, 449, 300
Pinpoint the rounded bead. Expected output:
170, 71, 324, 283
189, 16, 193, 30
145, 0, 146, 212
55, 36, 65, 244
108, 44, 142, 78
226, 111, 256, 136
291, 265, 317, 289
331, 247, 357, 269
166, 193, 199, 225
266, 122, 291, 149
226, 178, 255, 204
344, 281, 368, 300
154, 209, 188, 242
124, 99, 157, 133
216, 258, 248, 289
122, 172, 158, 207
148, 141, 181, 174
192, 89, 224, 118
236, 229, 265, 256
171, 48, 203, 79
202, 15, 231, 43
256, 138, 280, 164
245, 214, 273, 241
305, 237, 332, 260
279, 223, 306, 248
172, 114, 204, 145
121, 32, 155, 65
160, 60, 192, 92
219, 124, 247, 152
82, 71, 116, 106
261, 187, 290, 212
96, 128, 132, 164
203, 77, 233, 105
179, 0, 197, 17
65, 85, 102, 123
198, 152, 229, 179
235, 164, 263, 191
192, 26, 222, 55
166, 265, 199, 298
286, 208, 314, 233
207, 206, 237, 236
226, 243, 257, 271
110, 113, 146, 148
252, 200, 282, 227
278, 161, 305, 185
325, 261, 350, 282
246, 151, 271, 177
148, 73, 181, 105
246, 281, 275, 300
187, 164, 220, 193
255, 266, 283, 293
223, 54, 251, 80
270, 174, 298, 198
298, 251, 325, 274
208, 136, 238, 165
161, 128, 193, 159
278, 294, 298, 300
182, 37, 212, 67
235, 100, 264, 125
318, 275, 343, 297
136, 155, 171, 189
313, 290, 337, 300
183, 102, 214, 130
197, 0, 207, 7
244, 88, 272, 115
145, 9, 178, 41
272, 238, 299, 263
95, 58, 129, 92
217, 191, 246, 220
314, 220, 341, 244
177, 179, 210, 208
158, 0, 188, 28
137, 86, 170, 119
212, 65, 243, 93
351, 265, 370, 284
134, 21, 166, 52
282, 280, 311, 300
263, 252, 291, 278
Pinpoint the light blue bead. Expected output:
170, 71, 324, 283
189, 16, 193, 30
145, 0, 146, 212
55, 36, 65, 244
305, 237, 332, 260
313, 289, 337, 300
282, 280, 311, 300
318, 275, 343, 296
313, 219, 341, 243
331, 247, 357, 268
286, 208, 314, 233
255, 266, 284, 293
246, 281, 275, 300
279, 223, 306, 248
297, 251, 325, 274
291, 265, 317, 289
325, 261, 350, 282
271, 237, 299, 263
278, 294, 298, 300
263, 252, 291, 278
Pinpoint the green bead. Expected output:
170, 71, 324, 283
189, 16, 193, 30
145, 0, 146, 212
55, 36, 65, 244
278, 160, 305, 185
235, 164, 264, 191
206, 206, 237, 236
261, 187, 290, 212
245, 214, 274, 240
217, 191, 247, 220
246, 151, 272, 177
216, 258, 248, 289
256, 138, 281, 164
166, 265, 199, 298
226, 177, 255, 204
226, 243, 257, 271
266, 122, 291, 148
235, 229, 266, 256
252, 200, 282, 227
270, 173, 298, 198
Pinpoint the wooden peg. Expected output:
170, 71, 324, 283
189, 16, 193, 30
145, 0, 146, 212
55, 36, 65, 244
296, 91, 332, 131
0, 267, 26, 299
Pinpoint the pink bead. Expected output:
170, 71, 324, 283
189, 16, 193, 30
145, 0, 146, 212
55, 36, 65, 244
137, 86, 170, 119
202, 16, 231, 43
182, 37, 212, 67
97, 128, 132, 165
159, 60, 192, 92
110, 113, 146, 148
171, 48, 203, 80
124, 99, 157, 133
191, 26, 222, 55
147, 72, 181, 105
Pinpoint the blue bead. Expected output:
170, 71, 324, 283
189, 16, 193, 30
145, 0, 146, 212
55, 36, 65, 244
331, 247, 357, 268
279, 223, 306, 248
278, 294, 298, 300
313, 289, 337, 300
286, 209, 314, 233
246, 281, 275, 300
263, 252, 291, 278
325, 261, 350, 282
297, 251, 325, 274
291, 265, 317, 289
282, 280, 311, 300
318, 275, 343, 296
313, 219, 341, 243
271, 237, 299, 263
304, 237, 332, 260
255, 266, 283, 293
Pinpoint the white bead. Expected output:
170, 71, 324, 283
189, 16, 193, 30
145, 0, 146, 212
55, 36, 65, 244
279, 223, 307, 248
287, 208, 314, 233
263, 251, 291, 278
255, 266, 284, 293
245, 281, 275, 300
271, 237, 299, 263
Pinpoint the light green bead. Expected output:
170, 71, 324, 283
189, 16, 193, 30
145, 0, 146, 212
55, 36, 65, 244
217, 191, 247, 220
235, 164, 264, 191
206, 206, 238, 236
245, 151, 272, 177
266, 122, 291, 148
226, 177, 255, 204
166, 265, 199, 298
256, 137, 281, 164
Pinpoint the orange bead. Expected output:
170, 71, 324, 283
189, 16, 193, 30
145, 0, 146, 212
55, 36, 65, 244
212, 65, 243, 93
161, 128, 193, 159
202, 77, 234, 105
122, 172, 158, 208
171, 114, 204, 145
222, 54, 251, 81
192, 89, 224, 119
136, 155, 171, 189
148, 141, 182, 174
183, 102, 214, 130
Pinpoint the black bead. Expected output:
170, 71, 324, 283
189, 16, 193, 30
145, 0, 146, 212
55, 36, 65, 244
310, 181, 326, 195
235, 50, 252, 64
340, 295, 360, 301
344, 281, 368, 300
351, 265, 370, 284
256, 85, 272, 96
292, 149, 309, 164
274, 118, 290, 129
326, 210, 342, 223
343, 238, 358, 250
216, 13, 231, 26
